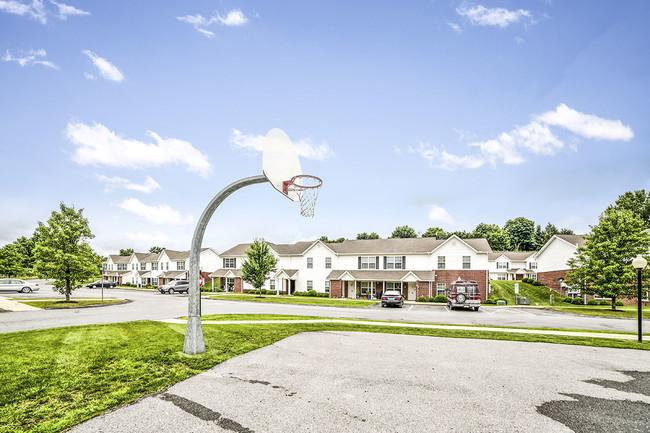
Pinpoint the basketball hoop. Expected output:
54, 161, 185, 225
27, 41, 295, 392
282, 175, 322, 217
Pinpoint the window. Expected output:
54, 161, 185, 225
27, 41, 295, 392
226, 278, 235, 291
530, 273, 537, 280
177, 261, 185, 271
166, 262, 169, 270
529, 262, 538, 270
386, 282, 402, 292
325, 257, 332, 269
497, 274, 507, 281
270, 280, 275, 291
152, 262, 158, 271
307, 280, 313, 290
359, 256, 378, 269
117, 263, 127, 271
360, 281, 374, 296
385, 256, 404, 270
437, 256, 445, 270
132, 264, 135, 270
325, 281, 330, 293
496, 262, 508, 270
463, 256, 471, 269
307, 258, 313, 269
436, 283, 446, 296
152, 278, 159, 286
223, 258, 236, 268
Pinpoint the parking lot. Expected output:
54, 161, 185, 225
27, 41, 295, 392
69, 331, 650, 433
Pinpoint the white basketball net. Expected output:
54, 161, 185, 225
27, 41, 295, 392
285, 175, 322, 218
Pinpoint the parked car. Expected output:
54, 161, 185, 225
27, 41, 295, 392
381, 290, 404, 308
159, 280, 189, 294
86, 280, 117, 289
447, 280, 481, 311
0, 278, 40, 293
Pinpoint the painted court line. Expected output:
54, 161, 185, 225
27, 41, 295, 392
156, 319, 641, 341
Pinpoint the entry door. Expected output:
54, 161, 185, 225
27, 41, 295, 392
408, 282, 416, 301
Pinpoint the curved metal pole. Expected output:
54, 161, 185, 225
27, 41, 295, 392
184, 174, 268, 354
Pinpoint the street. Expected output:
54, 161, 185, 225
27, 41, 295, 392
1, 281, 647, 334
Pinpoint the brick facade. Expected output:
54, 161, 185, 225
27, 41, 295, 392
331, 280, 342, 298
537, 270, 569, 293
435, 270, 489, 301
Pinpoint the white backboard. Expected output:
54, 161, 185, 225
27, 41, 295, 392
262, 128, 302, 202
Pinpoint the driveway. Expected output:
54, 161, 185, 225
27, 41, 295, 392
69, 331, 650, 433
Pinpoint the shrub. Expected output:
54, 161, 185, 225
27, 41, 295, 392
532, 280, 543, 286
599, 300, 610, 306
615, 300, 624, 306
563, 297, 574, 304
587, 299, 599, 305
260, 289, 267, 294
483, 298, 496, 305
417, 296, 427, 302
215, 288, 223, 292
432, 295, 447, 303
571, 297, 584, 305
522, 278, 531, 284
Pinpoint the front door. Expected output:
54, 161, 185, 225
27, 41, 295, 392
408, 282, 416, 301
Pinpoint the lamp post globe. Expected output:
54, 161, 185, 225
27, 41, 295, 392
632, 255, 647, 344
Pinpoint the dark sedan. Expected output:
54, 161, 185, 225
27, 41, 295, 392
86, 280, 117, 289
381, 290, 404, 308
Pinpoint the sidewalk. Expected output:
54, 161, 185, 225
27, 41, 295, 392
156, 318, 643, 341
0, 296, 40, 312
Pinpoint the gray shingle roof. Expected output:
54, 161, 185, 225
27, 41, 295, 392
326, 270, 436, 281
109, 255, 131, 264
220, 243, 251, 257
556, 234, 586, 247
164, 249, 190, 260
134, 252, 159, 262
488, 251, 536, 261
326, 237, 491, 254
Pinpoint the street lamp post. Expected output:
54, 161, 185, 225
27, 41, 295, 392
632, 255, 647, 344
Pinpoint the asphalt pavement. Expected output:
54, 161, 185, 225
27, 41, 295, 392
68, 331, 650, 433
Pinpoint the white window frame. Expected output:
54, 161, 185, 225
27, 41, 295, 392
325, 281, 330, 293
325, 257, 332, 269
385, 256, 404, 270
436, 283, 446, 296
177, 261, 185, 271
386, 282, 402, 293
360, 281, 375, 296
152, 262, 158, 271
270, 279, 276, 291
437, 256, 445, 270
224, 258, 236, 269
497, 273, 507, 281
463, 256, 471, 270
360, 257, 377, 269
529, 262, 538, 270
496, 262, 508, 270
307, 258, 313, 269
307, 280, 313, 290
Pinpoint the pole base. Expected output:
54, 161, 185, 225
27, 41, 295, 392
183, 315, 206, 355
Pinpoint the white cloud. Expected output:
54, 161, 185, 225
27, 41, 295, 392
66, 121, 212, 176
537, 103, 634, 141
428, 205, 455, 225
95, 175, 161, 193
0, 0, 88, 23
2, 48, 59, 69
230, 129, 335, 161
456, 4, 531, 28
177, 9, 248, 37
116, 198, 193, 225
412, 104, 633, 170
49, 0, 88, 19
123, 231, 171, 244
447, 22, 462, 33
82, 50, 124, 82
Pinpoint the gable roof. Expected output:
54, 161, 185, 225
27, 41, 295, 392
325, 238, 443, 254
555, 234, 586, 248
109, 254, 130, 264
164, 249, 190, 261
488, 251, 536, 261
134, 252, 159, 262
269, 241, 314, 255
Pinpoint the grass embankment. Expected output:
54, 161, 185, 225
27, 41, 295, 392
489, 281, 561, 306
2, 318, 649, 433
16, 299, 126, 309
208, 293, 377, 307
547, 306, 650, 319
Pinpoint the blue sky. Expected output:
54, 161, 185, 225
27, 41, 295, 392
1, 1, 648, 256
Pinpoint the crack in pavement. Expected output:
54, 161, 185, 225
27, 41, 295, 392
159, 392, 254, 433
228, 374, 292, 393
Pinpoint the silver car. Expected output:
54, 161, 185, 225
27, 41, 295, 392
0, 278, 40, 293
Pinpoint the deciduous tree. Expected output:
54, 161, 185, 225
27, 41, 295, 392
119, 248, 134, 256
471, 223, 510, 251
566, 208, 650, 310
33, 203, 102, 302
504, 217, 536, 251
149, 246, 164, 254
610, 189, 650, 228
356, 232, 380, 240
422, 227, 447, 239
390, 225, 417, 238
241, 238, 278, 297
0, 244, 24, 277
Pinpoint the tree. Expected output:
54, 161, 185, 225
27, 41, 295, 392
504, 217, 536, 251
448, 230, 472, 239
33, 203, 102, 302
559, 228, 574, 235
566, 208, 650, 310
390, 225, 417, 238
611, 189, 650, 228
422, 227, 447, 239
149, 246, 164, 254
356, 232, 380, 240
13, 233, 38, 271
319, 236, 345, 243
0, 244, 24, 277
241, 239, 278, 297
471, 223, 510, 251
119, 248, 134, 256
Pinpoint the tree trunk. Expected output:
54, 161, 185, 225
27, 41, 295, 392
65, 278, 71, 302
611, 295, 616, 311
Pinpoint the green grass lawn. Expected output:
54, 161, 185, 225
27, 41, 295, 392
2, 319, 649, 433
489, 280, 561, 306
207, 293, 377, 307
16, 299, 126, 309
547, 306, 650, 319
198, 313, 338, 321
